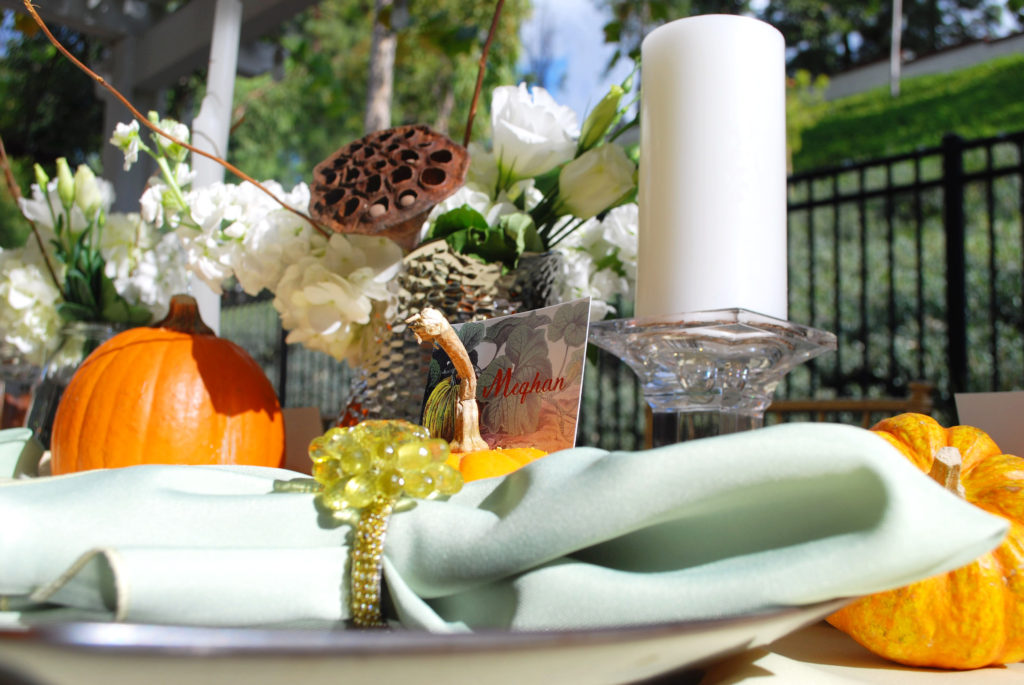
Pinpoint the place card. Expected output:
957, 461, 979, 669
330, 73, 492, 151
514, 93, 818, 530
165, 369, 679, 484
954, 391, 1024, 457
420, 298, 591, 453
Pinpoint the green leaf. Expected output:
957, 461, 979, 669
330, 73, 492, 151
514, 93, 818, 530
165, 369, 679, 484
62, 269, 98, 310
500, 213, 543, 258
427, 205, 489, 240
99, 276, 151, 324
56, 301, 96, 322
443, 226, 517, 268
458, 321, 486, 353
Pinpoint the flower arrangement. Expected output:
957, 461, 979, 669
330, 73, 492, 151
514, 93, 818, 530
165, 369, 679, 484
144, 83, 638, 360
425, 78, 639, 321
1, 78, 639, 370
2, 2, 640, 373
0, 133, 189, 366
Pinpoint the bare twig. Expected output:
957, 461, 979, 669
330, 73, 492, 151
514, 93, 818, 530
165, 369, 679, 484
0, 133, 61, 290
463, 0, 505, 147
21, 1, 329, 237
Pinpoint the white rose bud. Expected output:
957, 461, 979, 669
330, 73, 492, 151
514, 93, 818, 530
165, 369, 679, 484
73, 164, 103, 217
557, 144, 636, 220
55, 157, 75, 209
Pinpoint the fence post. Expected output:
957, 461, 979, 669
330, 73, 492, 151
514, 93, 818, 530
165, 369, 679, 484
942, 133, 968, 396
277, 326, 289, 405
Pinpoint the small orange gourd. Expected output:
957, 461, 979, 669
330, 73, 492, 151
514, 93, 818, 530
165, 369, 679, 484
447, 446, 547, 481
50, 294, 284, 474
827, 412, 1024, 669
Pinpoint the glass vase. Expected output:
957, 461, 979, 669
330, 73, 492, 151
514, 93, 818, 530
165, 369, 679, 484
1, 341, 39, 430
26, 321, 126, 449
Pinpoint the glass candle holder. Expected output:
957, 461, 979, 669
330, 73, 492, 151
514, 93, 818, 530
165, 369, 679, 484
589, 309, 836, 447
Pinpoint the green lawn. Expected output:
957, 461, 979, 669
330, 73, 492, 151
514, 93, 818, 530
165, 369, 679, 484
793, 53, 1024, 173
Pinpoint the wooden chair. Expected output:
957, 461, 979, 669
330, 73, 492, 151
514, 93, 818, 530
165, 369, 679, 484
766, 381, 934, 428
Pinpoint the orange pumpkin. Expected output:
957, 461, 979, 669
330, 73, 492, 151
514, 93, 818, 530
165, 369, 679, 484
446, 447, 547, 481
827, 412, 1024, 669
50, 294, 284, 474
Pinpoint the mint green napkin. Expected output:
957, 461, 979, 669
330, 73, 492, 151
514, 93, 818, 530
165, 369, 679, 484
0, 423, 1008, 631
0, 427, 43, 479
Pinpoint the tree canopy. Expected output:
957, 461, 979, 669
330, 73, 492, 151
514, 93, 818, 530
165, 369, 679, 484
0, 23, 104, 167
760, 0, 1018, 75
228, 0, 529, 185
602, 0, 1022, 76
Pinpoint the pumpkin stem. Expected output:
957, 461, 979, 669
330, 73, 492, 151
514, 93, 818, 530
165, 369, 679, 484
929, 446, 965, 497
154, 294, 215, 336
406, 307, 489, 453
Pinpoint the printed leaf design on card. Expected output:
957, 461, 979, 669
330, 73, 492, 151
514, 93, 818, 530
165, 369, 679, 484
479, 324, 553, 436
547, 299, 590, 346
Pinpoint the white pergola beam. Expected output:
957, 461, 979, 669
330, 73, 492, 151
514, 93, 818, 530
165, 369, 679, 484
132, 0, 318, 91
0, 0, 154, 39
1, 0, 316, 92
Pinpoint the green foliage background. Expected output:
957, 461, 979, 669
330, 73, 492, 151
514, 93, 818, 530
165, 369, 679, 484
227, 0, 529, 185
793, 54, 1024, 172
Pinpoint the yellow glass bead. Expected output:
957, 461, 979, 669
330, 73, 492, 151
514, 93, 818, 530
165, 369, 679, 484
344, 474, 375, 509
396, 442, 431, 472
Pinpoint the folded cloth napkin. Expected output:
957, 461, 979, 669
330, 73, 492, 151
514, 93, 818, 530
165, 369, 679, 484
0, 428, 42, 479
0, 423, 1008, 632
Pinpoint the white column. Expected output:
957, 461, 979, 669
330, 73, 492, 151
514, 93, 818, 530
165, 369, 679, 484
189, 0, 244, 334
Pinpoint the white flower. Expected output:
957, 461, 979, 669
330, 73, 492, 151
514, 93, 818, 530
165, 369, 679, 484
173, 182, 244, 292
101, 212, 189, 319
553, 203, 638, 320
272, 233, 401, 365
557, 143, 635, 220
233, 182, 323, 295
148, 112, 190, 162
598, 203, 638, 283
139, 184, 165, 227
18, 176, 111, 236
426, 185, 519, 227
110, 120, 141, 171
491, 83, 579, 183
0, 248, 62, 365
17, 179, 61, 232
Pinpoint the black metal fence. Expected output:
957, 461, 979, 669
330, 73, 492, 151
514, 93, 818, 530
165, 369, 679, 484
221, 128, 1024, 448
783, 130, 1024, 425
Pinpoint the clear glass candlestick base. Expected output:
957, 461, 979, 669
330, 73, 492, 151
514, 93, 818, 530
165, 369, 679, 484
588, 309, 837, 447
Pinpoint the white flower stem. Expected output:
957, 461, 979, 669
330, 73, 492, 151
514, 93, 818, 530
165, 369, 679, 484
154, 157, 199, 230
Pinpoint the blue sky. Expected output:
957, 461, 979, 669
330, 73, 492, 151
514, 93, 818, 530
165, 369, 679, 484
518, 0, 635, 121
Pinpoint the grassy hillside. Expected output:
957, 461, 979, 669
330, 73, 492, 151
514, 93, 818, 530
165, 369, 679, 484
793, 53, 1024, 173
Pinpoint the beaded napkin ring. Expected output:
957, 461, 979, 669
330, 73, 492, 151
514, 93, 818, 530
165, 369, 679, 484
308, 420, 463, 628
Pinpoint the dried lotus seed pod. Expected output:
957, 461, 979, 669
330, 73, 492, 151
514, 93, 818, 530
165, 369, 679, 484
308, 124, 469, 250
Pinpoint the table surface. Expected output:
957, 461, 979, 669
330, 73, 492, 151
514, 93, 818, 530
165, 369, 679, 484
700, 622, 1024, 684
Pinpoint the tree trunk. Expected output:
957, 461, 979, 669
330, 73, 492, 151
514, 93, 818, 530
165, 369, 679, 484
365, 0, 398, 134
434, 78, 455, 134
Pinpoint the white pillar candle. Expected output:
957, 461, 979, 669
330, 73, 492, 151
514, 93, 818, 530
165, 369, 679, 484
636, 15, 788, 320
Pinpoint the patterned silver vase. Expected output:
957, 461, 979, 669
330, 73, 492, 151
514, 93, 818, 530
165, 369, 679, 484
336, 241, 559, 426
